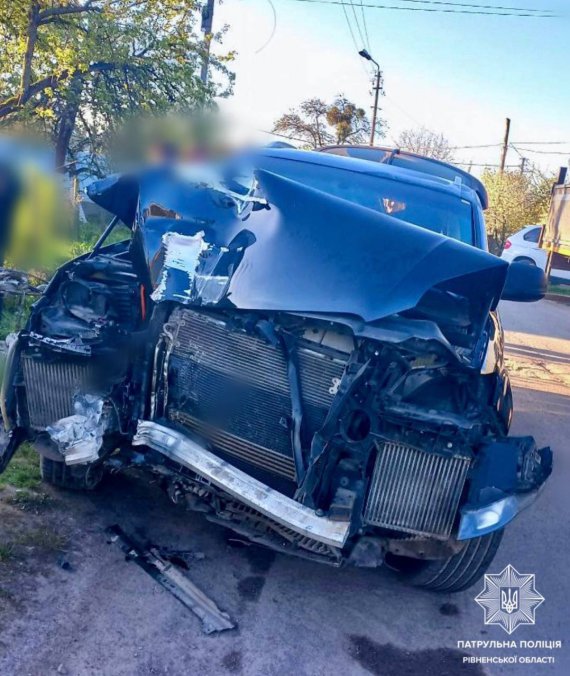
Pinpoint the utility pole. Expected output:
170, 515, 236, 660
370, 68, 383, 147
520, 156, 527, 175
200, 0, 215, 85
499, 117, 511, 173
358, 50, 383, 147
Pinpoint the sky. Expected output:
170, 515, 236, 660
213, 0, 569, 175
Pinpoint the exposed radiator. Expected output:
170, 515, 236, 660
165, 309, 347, 481
170, 410, 297, 481
22, 356, 89, 429
363, 441, 470, 539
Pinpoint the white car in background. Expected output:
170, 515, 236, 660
501, 225, 570, 281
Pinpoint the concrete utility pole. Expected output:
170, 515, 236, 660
499, 117, 511, 173
200, 0, 215, 84
370, 69, 383, 147
358, 49, 383, 147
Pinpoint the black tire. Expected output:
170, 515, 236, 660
388, 529, 504, 593
513, 256, 536, 266
40, 456, 104, 491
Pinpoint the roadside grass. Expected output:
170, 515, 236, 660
0, 295, 35, 341
549, 284, 570, 296
14, 527, 67, 552
0, 542, 15, 562
0, 526, 68, 569
0, 443, 41, 490
5, 491, 55, 512
0, 586, 16, 600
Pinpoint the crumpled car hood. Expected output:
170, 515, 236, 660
88, 164, 508, 351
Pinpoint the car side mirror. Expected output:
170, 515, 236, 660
501, 261, 547, 302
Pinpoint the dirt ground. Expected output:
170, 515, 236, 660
0, 299, 568, 676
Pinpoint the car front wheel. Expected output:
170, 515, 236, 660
387, 529, 504, 593
40, 456, 104, 491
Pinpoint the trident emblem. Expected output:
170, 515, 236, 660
501, 588, 519, 614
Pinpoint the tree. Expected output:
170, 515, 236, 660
272, 98, 332, 149
396, 127, 455, 162
482, 168, 554, 253
0, 1, 234, 174
273, 95, 386, 149
326, 96, 372, 145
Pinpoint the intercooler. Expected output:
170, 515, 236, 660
21, 356, 89, 429
164, 309, 348, 481
363, 441, 470, 539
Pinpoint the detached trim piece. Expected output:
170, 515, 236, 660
133, 421, 350, 549
107, 525, 235, 634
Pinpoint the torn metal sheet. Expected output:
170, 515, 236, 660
47, 394, 107, 465
28, 331, 92, 356
106, 525, 235, 634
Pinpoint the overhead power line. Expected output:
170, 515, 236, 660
449, 143, 503, 149
359, 1, 371, 50
369, 0, 552, 12
511, 145, 570, 156
511, 140, 570, 146
341, 4, 361, 50
455, 162, 519, 167
348, 1, 368, 47
341, 3, 373, 79
280, 0, 557, 17
450, 141, 570, 150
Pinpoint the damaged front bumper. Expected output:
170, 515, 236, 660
458, 438, 552, 540
132, 420, 350, 550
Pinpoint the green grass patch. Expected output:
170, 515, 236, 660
0, 443, 41, 490
0, 543, 15, 563
15, 527, 67, 552
549, 284, 570, 296
5, 491, 55, 512
0, 586, 16, 601
0, 295, 35, 341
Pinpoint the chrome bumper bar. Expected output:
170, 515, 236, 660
133, 420, 350, 549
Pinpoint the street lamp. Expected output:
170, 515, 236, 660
359, 49, 383, 147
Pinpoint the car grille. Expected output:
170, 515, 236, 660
363, 441, 470, 539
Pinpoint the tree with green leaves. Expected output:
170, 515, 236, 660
482, 168, 554, 253
273, 95, 386, 149
0, 1, 234, 175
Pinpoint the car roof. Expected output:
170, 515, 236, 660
317, 144, 489, 209
247, 147, 481, 207
514, 224, 542, 234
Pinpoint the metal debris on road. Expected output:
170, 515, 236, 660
105, 525, 236, 634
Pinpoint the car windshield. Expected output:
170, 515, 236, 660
265, 159, 475, 246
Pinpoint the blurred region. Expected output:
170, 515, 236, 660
0, 134, 73, 274
0, 112, 231, 273
0, 112, 254, 337
106, 111, 231, 171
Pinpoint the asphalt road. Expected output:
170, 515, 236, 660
0, 300, 568, 676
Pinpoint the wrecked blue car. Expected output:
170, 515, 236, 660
0, 148, 552, 592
